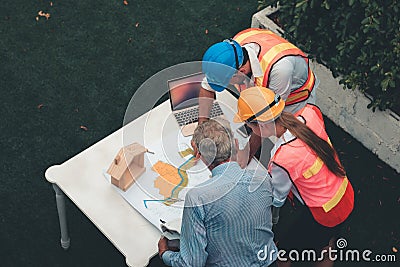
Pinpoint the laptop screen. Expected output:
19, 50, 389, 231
168, 73, 206, 111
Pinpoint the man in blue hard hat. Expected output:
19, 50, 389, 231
199, 28, 319, 167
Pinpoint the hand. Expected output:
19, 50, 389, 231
237, 133, 262, 168
237, 144, 250, 169
158, 236, 169, 258
198, 117, 209, 125
167, 239, 181, 252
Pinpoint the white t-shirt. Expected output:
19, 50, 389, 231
269, 130, 303, 207
269, 115, 308, 207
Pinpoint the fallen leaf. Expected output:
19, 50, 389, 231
123, 0, 128, 5
38, 10, 51, 20
135, 22, 139, 27
205, 29, 208, 34
37, 104, 44, 109
393, 247, 398, 253
80, 125, 88, 131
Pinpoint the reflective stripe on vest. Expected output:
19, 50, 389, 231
269, 105, 352, 222
303, 157, 324, 179
302, 137, 332, 179
322, 177, 349, 212
233, 28, 316, 106
301, 153, 350, 213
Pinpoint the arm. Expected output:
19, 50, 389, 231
198, 87, 215, 124
237, 132, 262, 168
268, 58, 294, 101
270, 162, 293, 207
162, 194, 208, 267
198, 75, 216, 124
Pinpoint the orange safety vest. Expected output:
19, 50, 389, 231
233, 28, 316, 106
268, 104, 354, 227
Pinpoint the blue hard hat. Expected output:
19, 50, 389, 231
202, 39, 244, 92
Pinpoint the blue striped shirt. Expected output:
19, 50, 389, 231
162, 162, 277, 266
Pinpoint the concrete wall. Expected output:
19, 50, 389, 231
252, 7, 400, 173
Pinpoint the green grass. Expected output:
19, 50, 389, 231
0, 1, 398, 266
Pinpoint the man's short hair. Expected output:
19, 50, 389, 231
192, 119, 236, 166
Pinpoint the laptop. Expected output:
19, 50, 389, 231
168, 72, 225, 136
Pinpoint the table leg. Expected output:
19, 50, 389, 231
53, 184, 71, 250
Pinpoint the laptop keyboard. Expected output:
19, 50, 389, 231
175, 103, 224, 126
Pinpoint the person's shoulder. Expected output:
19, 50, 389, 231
185, 178, 214, 201
201, 77, 216, 92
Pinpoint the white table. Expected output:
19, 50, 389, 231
45, 91, 244, 266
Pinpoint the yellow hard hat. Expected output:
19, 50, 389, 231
233, 86, 285, 123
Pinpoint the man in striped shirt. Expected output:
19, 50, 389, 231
158, 119, 277, 266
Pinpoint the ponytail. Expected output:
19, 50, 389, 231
276, 112, 346, 177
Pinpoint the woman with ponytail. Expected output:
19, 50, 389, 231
234, 86, 354, 267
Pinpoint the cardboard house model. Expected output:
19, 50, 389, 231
107, 142, 147, 191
